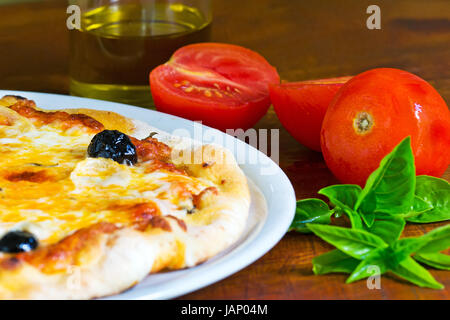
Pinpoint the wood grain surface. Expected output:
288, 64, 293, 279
0, 0, 448, 299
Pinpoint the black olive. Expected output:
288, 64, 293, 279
0, 230, 38, 253
87, 130, 137, 165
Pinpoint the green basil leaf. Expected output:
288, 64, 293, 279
312, 249, 360, 275
394, 196, 434, 219
289, 199, 333, 233
346, 247, 388, 283
363, 216, 405, 244
360, 211, 375, 228
402, 196, 433, 218
355, 137, 416, 216
318, 184, 363, 229
411, 195, 434, 214
390, 256, 444, 289
318, 184, 362, 209
416, 224, 450, 254
414, 253, 450, 271
306, 224, 387, 260
390, 238, 425, 258
389, 224, 450, 258
345, 209, 364, 230
406, 176, 450, 223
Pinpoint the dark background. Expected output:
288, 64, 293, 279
0, 0, 449, 103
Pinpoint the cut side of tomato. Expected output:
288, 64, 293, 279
150, 43, 280, 131
270, 77, 351, 151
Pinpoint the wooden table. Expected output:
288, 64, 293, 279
0, 0, 449, 299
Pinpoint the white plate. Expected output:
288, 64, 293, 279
0, 90, 296, 300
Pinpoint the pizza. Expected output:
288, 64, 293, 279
0, 95, 250, 299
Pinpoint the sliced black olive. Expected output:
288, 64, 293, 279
0, 230, 38, 253
87, 130, 137, 166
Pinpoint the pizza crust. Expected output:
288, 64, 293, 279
0, 98, 251, 299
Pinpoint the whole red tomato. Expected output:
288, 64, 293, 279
270, 77, 351, 151
321, 68, 450, 186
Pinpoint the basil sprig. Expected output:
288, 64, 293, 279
290, 137, 450, 289
308, 223, 449, 289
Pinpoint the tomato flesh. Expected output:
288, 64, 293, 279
321, 68, 450, 186
150, 43, 280, 131
270, 77, 351, 151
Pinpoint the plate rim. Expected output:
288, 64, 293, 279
0, 90, 296, 300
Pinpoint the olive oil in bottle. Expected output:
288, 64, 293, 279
69, 2, 211, 108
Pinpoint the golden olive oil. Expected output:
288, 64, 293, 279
69, 3, 211, 108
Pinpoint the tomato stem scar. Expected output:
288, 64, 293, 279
353, 111, 374, 134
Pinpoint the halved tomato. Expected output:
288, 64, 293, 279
270, 77, 351, 151
150, 43, 280, 131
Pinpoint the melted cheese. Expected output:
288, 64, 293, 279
0, 110, 214, 246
